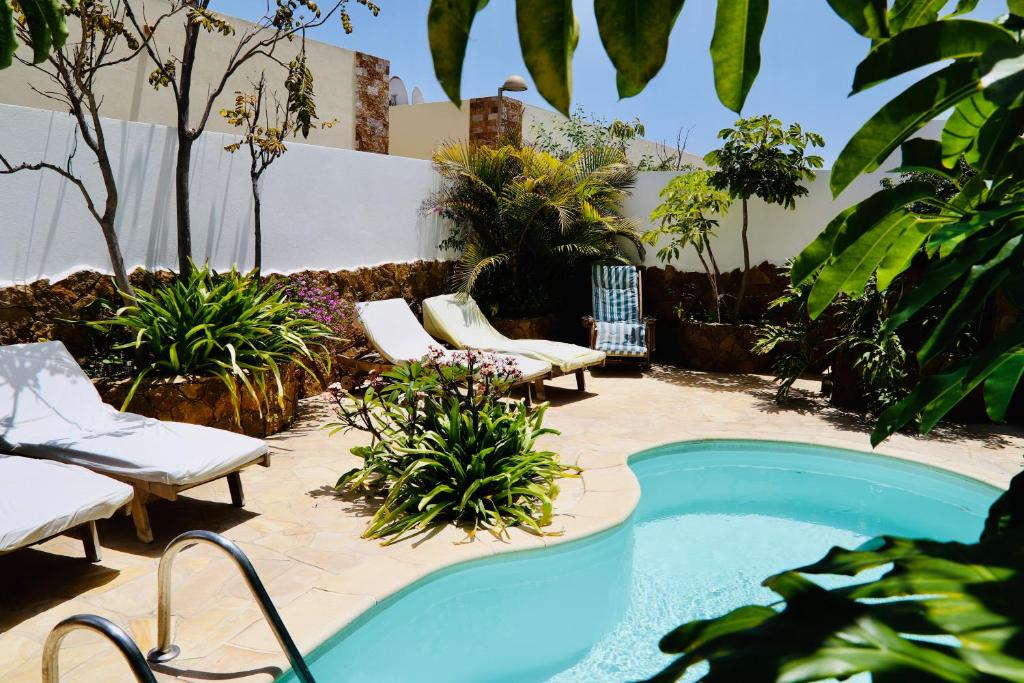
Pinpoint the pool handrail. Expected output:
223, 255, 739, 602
43, 614, 157, 683
146, 529, 315, 683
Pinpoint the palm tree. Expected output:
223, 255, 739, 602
427, 143, 643, 317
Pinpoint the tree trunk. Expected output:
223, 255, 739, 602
695, 250, 721, 323
174, 134, 194, 278
706, 240, 724, 323
99, 217, 132, 295
251, 173, 262, 277
173, 16, 202, 279
734, 197, 751, 317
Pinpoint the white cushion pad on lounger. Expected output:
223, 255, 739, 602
356, 299, 552, 382
0, 454, 133, 553
422, 294, 606, 373
0, 341, 268, 487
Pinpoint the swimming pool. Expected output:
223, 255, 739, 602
278, 440, 1000, 683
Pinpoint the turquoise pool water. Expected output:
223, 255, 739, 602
279, 440, 999, 683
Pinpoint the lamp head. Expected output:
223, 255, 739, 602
499, 74, 529, 93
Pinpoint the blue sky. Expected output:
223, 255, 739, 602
217, 0, 1006, 164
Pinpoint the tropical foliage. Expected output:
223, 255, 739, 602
705, 115, 824, 316
0, 0, 72, 70
89, 263, 331, 419
644, 474, 1024, 682
427, 1, 1024, 680
427, 142, 642, 317
643, 168, 733, 322
755, 271, 913, 412
326, 348, 576, 544
426, 0, 1024, 450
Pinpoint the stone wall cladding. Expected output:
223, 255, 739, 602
354, 51, 390, 154
0, 260, 454, 356
94, 363, 303, 438
469, 96, 524, 148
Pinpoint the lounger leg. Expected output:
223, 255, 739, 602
129, 490, 154, 544
575, 369, 586, 392
82, 521, 102, 563
533, 379, 547, 401
523, 384, 533, 407
228, 471, 245, 508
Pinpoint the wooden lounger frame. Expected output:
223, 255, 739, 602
0, 519, 105, 562
108, 452, 271, 543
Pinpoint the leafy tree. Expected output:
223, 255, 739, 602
220, 48, 334, 276
0, 0, 162, 295
530, 106, 689, 171
704, 115, 824, 316
124, 0, 378, 278
427, 142, 642, 318
643, 168, 733, 322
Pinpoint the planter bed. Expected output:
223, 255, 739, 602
93, 363, 303, 438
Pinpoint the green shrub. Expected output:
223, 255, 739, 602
90, 263, 332, 419
426, 142, 642, 318
327, 349, 577, 544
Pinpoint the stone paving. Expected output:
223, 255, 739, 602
1, 366, 1021, 682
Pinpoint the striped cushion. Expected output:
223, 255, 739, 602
592, 265, 640, 324
594, 321, 647, 356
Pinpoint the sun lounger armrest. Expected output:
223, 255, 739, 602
643, 316, 657, 355
581, 315, 597, 348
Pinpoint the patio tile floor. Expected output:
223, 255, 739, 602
1, 366, 1021, 682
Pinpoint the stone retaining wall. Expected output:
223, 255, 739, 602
0, 260, 454, 357
94, 364, 304, 438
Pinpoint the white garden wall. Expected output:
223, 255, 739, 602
0, 103, 444, 286
625, 169, 889, 272
1, 100, 902, 287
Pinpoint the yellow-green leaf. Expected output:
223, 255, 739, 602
516, 0, 578, 116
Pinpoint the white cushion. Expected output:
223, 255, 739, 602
422, 294, 606, 373
1, 341, 268, 486
0, 454, 133, 553
356, 299, 552, 382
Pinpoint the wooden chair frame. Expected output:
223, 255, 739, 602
583, 267, 657, 366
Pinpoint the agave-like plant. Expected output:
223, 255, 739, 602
327, 350, 577, 544
427, 142, 643, 317
90, 263, 332, 420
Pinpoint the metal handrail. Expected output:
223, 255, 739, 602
43, 614, 157, 683
146, 530, 315, 683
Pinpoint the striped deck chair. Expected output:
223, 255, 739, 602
583, 264, 655, 365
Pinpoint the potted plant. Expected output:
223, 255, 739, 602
642, 117, 823, 372
88, 263, 332, 437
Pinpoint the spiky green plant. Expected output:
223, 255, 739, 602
327, 351, 577, 544
427, 142, 643, 317
89, 263, 331, 420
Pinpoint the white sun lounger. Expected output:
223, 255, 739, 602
422, 294, 606, 392
355, 298, 553, 400
0, 341, 270, 543
0, 454, 133, 561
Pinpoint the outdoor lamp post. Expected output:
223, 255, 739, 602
496, 74, 528, 141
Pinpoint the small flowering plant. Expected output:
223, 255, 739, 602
284, 273, 363, 349
325, 347, 577, 545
